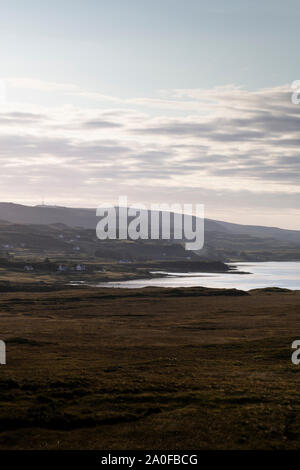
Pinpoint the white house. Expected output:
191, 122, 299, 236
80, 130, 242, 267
24, 265, 34, 271
75, 264, 86, 271
57, 264, 68, 272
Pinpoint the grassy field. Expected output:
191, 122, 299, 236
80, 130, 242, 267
0, 286, 300, 449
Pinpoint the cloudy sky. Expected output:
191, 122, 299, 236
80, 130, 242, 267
1, 0, 300, 228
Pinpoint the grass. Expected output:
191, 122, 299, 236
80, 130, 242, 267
0, 287, 300, 449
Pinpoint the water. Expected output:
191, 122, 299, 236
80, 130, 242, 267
97, 262, 300, 290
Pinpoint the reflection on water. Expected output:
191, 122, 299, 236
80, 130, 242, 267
97, 262, 300, 291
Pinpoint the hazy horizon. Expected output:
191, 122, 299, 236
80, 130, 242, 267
0, 199, 298, 232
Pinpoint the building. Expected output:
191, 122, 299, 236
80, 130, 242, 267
24, 265, 34, 271
57, 264, 68, 272
75, 264, 86, 271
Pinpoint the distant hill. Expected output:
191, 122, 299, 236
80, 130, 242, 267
0, 202, 300, 261
0, 202, 299, 242
0, 203, 96, 228
209, 219, 300, 243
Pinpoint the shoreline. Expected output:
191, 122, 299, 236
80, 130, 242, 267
1, 260, 300, 292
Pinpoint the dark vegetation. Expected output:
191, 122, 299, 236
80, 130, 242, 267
0, 287, 299, 449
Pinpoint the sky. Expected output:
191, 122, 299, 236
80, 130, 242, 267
1, 0, 300, 228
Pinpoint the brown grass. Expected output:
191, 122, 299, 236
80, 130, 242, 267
0, 286, 299, 449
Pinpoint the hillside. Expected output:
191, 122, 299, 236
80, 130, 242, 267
0, 202, 299, 241
0, 203, 300, 261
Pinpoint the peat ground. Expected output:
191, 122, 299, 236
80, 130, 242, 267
0, 286, 299, 449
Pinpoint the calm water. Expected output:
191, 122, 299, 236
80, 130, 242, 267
97, 262, 300, 291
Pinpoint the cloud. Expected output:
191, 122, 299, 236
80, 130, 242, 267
82, 119, 123, 129
0, 111, 46, 126
0, 81, 300, 228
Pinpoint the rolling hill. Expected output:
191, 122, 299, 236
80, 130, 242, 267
0, 202, 299, 261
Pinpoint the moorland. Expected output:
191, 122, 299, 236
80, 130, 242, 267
0, 285, 300, 449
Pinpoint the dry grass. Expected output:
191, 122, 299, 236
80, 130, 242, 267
0, 287, 299, 449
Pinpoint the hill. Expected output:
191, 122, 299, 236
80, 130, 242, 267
0, 203, 299, 261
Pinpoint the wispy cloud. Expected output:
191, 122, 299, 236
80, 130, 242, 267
0, 80, 300, 227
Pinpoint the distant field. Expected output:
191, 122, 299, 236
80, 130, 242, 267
0, 287, 299, 449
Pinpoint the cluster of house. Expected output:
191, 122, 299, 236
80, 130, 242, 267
57, 264, 86, 272
2, 243, 26, 250
3, 233, 83, 255
24, 264, 87, 272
